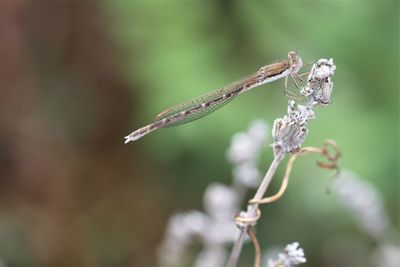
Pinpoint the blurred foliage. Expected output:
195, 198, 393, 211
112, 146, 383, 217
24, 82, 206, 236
0, 1, 398, 267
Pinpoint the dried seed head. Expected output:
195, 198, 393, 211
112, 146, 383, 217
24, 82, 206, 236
272, 101, 313, 155
301, 58, 336, 106
266, 242, 307, 267
282, 242, 307, 265
274, 57, 335, 155
311, 58, 336, 79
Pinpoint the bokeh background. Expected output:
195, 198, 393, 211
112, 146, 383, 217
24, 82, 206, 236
0, 1, 398, 267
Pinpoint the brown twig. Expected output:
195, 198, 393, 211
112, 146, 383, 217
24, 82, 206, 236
227, 149, 285, 267
249, 153, 298, 205
250, 140, 341, 205
247, 227, 261, 267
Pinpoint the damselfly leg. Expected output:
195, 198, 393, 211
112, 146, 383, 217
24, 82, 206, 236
297, 72, 310, 78
284, 75, 304, 100
290, 73, 301, 89
304, 59, 317, 67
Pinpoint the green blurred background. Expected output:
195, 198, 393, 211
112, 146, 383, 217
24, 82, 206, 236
0, 1, 398, 267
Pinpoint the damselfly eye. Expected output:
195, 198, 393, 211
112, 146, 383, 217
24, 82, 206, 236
288, 51, 297, 59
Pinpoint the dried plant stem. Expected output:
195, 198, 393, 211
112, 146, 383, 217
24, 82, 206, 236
247, 227, 261, 267
251, 142, 341, 205
226, 149, 285, 267
250, 153, 299, 205
227, 141, 341, 267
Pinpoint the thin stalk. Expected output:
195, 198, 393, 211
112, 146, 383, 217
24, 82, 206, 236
226, 149, 285, 267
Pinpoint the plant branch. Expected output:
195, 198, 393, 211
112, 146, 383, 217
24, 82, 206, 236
247, 227, 261, 267
226, 58, 337, 267
250, 140, 341, 205
226, 148, 285, 267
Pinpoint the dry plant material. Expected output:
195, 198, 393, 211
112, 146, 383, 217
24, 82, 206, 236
227, 58, 337, 267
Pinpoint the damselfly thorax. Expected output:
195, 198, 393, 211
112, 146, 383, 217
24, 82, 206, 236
125, 51, 303, 143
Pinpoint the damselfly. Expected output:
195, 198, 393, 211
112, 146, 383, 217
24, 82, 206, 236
125, 51, 303, 143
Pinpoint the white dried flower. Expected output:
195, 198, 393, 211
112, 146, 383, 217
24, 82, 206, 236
158, 184, 241, 267
301, 58, 336, 105
202, 219, 239, 245
194, 246, 228, 267
371, 243, 400, 267
312, 58, 336, 79
203, 183, 239, 221
157, 211, 209, 267
227, 120, 268, 164
332, 170, 391, 239
227, 132, 258, 163
248, 119, 269, 142
232, 162, 261, 188
266, 242, 306, 267
227, 120, 268, 187
272, 101, 311, 155
283, 242, 307, 265
159, 120, 268, 267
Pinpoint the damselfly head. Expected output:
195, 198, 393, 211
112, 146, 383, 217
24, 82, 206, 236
288, 51, 303, 73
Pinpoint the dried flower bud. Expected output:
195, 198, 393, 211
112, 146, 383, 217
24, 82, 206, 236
272, 101, 312, 155
204, 183, 239, 220
275, 57, 335, 154
227, 120, 268, 187
332, 170, 391, 239
266, 242, 307, 267
283, 242, 307, 265
311, 58, 336, 79
301, 58, 336, 105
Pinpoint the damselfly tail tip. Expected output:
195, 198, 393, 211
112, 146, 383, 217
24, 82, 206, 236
124, 134, 138, 144
124, 124, 154, 144
124, 136, 131, 144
